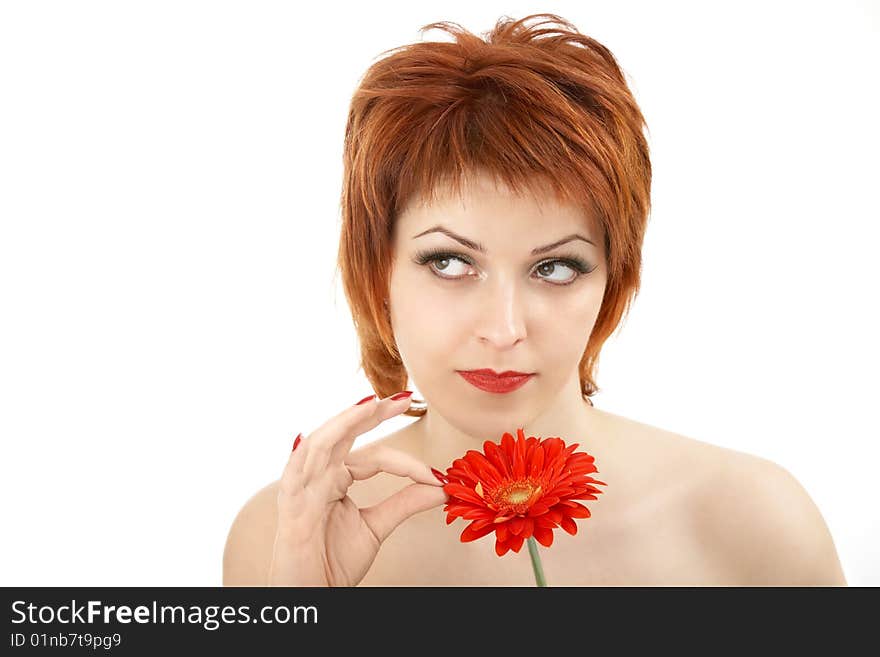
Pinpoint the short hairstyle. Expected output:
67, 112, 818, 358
336, 13, 652, 417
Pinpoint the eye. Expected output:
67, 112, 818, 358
534, 260, 579, 285
424, 253, 474, 279
412, 248, 595, 286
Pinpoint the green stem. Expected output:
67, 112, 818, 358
526, 536, 547, 587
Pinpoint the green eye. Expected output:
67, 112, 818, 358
413, 248, 595, 286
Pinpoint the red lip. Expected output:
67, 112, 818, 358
461, 368, 533, 377
457, 369, 535, 394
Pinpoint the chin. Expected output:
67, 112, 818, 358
456, 408, 533, 438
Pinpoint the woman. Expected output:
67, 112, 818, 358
223, 14, 847, 586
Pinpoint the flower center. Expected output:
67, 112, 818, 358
504, 484, 534, 504
487, 479, 543, 517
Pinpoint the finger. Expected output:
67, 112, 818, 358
361, 482, 449, 544
308, 461, 356, 504
278, 394, 405, 499
278, 432, 309, 497
328, 393, 417, 465
277, 461, 358, 538
345, 444, 445, 488
301, 392, 412, 482
308, 443, 442, 508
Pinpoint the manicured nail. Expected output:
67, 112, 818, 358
292, 433, 303, 452
431, 467, 449, 484
390, 390, 413, 401
355, 394, 377, 406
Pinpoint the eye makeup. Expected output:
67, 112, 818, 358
411, 247, 597, 286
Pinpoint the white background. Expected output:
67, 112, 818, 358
1, 1, 877, 586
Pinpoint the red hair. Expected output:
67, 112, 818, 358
335, 13, 652, 417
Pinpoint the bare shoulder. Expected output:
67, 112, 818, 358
689, 445, 848, 586
591, 408, 735, 492
222, 480, 281, 586
596, 410, 846, 585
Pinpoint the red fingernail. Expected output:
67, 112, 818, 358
355, 394, 377, 406
431, 467, 449, 484
390, 390, 413, 401
292, 433, 302, 452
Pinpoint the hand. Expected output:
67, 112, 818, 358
267, 391, 447, 586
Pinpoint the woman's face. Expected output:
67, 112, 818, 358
388, 171, 608, 439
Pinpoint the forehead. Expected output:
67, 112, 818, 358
397, 169, 600, 239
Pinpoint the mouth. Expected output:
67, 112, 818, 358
456, 369, 535, 394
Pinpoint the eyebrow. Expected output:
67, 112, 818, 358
412, 225, 596, 255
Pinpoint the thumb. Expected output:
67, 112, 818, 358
361, 482, 449, 544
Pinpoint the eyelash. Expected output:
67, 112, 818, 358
412, 248, 596, 286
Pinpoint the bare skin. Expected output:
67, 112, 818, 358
223, 402, 848, 586
353, 405, 726, 586
223, 172, 847, 586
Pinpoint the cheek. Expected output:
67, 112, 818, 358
538, 291, 602, 350
563, 278, 605, 323
395, 289, 453, 331
392, 298, 461, 365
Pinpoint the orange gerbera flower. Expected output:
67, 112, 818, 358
441, 428, 607, 557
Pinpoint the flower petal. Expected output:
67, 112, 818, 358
546, 485, 576, 498
565, 462, 599, 476
560, 515, 578, 535
460, 520, 496, 542
508, 517, 525, 536
534, 526, 554, 547
442, 430, 605, 558
567, 492, 599, 501
528, 444, 545, 478
445, 501, 481, 513
535, 515, 558, 529
526, 503, 550, 517
444, 482, 485, 505
508, 534, 525, 553
459, 505, 496, 520
464, 449, 503, 484
543, 437, 564, 462
512, 431, 525, 479
445, 468, 473, 485
484, 440, 511, 478
457, 456, 489, 484
562, 502, 591, 518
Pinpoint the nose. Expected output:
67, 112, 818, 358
474, 275, 528, 349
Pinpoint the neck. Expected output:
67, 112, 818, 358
409, 386, 608, 472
